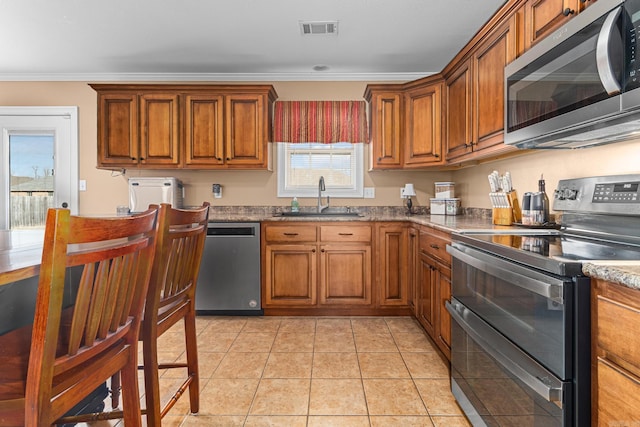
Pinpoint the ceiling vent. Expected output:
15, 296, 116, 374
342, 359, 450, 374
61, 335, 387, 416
299, 21, 338, 36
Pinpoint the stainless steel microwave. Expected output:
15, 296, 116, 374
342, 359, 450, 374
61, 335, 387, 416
505, 0, 640, 148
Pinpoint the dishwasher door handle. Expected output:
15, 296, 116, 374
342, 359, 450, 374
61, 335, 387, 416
207, 227, 256, 236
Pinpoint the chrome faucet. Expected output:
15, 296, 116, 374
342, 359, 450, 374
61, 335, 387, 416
318, 176, 330, 213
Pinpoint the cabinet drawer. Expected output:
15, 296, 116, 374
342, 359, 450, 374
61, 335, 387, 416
597, 295, 640, 371
597, 357, 640, 426
320, 225, 372, 242
264, 225, 317, 243
419, 229, 451, 265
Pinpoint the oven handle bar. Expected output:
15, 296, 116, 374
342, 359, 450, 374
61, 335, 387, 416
446, 299, 565, 404
447, 243, 566, 304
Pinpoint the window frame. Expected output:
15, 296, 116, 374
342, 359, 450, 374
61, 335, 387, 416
276, 142, 364, 198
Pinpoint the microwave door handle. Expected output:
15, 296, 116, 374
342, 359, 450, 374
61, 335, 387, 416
596, 6, 623, 95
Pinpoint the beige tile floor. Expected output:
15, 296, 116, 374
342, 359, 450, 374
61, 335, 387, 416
84, 316, 470, 427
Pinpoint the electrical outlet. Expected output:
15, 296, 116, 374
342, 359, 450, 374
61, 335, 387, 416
400, 188, 405, 198
364, 187, 375, 198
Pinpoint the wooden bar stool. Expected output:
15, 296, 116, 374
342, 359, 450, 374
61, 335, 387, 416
110, 202, 210, 425
0, 207, 158, 427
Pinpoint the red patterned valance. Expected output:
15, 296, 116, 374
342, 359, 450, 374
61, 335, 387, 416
273, 101, 369, 143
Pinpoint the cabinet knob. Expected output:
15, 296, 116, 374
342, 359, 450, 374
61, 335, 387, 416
434, 154, 440, 158
217, 157, 222, 161
140, 157, 145, 160
377, 157, 382, 161
563, 8, 575, 16
226, 157, 231, 161
131, 157, 136, 160
321, 248, 325, 253
312, 249, 316, 253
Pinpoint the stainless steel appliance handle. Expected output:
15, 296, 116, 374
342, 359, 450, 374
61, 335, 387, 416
446, 299, 564, 404
596, 6, 622, 95
447, 243, 566, 303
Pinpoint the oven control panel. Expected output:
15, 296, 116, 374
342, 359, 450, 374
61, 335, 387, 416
592, 182, 640, 203
554, 174, 640, 215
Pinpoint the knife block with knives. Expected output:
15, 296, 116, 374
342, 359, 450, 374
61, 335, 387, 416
489, 171, 522, 225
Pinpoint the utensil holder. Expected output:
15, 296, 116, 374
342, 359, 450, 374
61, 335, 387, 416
492, 207, 513, 225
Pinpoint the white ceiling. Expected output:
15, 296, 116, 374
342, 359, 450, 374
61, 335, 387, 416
1, 0, 506, 82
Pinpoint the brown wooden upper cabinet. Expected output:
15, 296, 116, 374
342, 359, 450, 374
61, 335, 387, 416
364, 76, 444, 170
524, 0, 596, 49
445, 15, 520, 163
363, 86, 403, 169
404, 79, 444, 167
91, 84, 277, 170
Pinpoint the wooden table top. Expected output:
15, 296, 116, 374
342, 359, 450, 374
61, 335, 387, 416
0, 229, 44, 286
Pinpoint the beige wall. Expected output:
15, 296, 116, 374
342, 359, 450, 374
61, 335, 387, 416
1, 81, 638, 215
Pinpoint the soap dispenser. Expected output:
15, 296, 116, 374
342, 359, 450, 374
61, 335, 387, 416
291, 197, 299, 213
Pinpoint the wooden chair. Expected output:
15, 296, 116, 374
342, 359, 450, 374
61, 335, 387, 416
109, 202, 210, 425
0, 207, 158, 427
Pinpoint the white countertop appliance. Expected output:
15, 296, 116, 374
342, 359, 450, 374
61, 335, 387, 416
128, 177, 184, 213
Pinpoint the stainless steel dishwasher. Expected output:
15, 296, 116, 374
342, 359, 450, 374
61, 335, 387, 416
195, 222, 262, 315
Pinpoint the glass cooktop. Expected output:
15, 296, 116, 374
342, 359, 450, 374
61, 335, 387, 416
452, 232, 640, 277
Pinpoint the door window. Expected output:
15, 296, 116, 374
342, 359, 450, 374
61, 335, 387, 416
0, 107, 78, 229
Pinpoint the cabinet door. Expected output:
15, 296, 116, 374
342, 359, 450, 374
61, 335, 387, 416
319, 244, 372, 305
264, 244, 317, 306
377, 224, 408, 306
445, 60, 473, 162
597, 358, 640, 426
404, 83, 443, 167
139, 93, 180, 166
225, 94, 266, 167
369, 92, 403, 169
473, 16, 519, 155
435, 265, 452, 359
184, 94, 225, 167
416, 252, 436, 337
525, 0, 579, 49
97, 93, 139, 167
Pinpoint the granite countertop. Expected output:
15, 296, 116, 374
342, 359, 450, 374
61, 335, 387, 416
582, 262, 640, 290
206, 205, 503, 234
206, 205, 640, 291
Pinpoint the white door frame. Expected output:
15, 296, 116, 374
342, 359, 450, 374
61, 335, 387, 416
0, 106, 79, 229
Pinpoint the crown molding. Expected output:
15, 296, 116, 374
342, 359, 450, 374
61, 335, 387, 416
0, 72, 434, 82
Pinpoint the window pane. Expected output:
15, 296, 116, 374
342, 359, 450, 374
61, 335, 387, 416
277, 142, 363, 197
9, 134, 54, 229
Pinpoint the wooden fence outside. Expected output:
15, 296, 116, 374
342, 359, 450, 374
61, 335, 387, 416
10, 195, 53, 228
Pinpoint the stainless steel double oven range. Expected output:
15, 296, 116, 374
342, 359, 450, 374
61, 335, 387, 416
446, 174, 640, 426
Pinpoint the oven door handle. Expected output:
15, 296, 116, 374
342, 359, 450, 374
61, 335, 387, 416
447, 243, 566, 304
446, 299, 565, 405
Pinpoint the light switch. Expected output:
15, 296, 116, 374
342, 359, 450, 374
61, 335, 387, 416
79, 180, 87, 191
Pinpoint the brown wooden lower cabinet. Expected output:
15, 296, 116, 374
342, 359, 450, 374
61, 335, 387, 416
416, 226, 452, 360
262, 221, 415, 316
592, 278, 640, 426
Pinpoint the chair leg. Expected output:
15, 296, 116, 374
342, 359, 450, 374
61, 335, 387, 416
184, 308, 200, 413
110, 372, 121, 409
143, 330, 162, 427
120, 349, 142, 427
